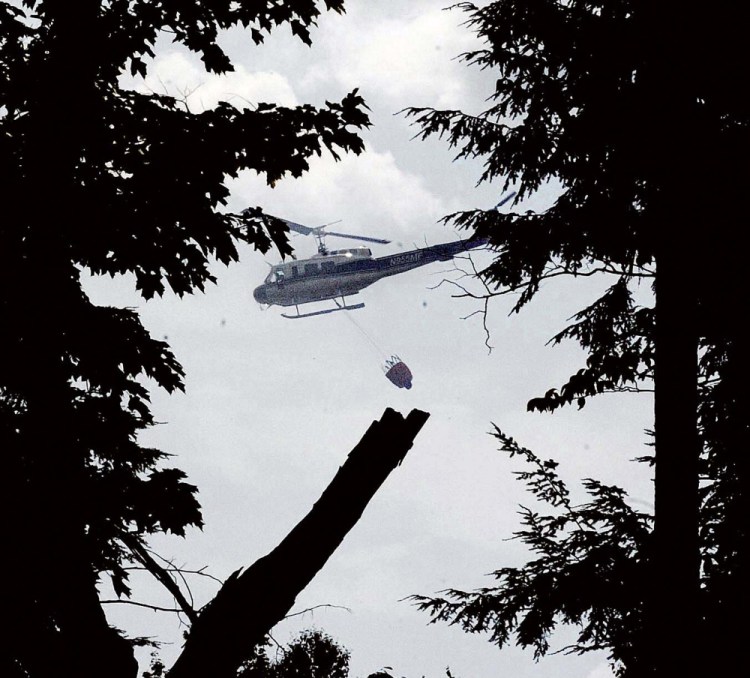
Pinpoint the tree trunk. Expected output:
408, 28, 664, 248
652, 248, 700, 676
168, 407, 430, 678
6, 3, 139, 677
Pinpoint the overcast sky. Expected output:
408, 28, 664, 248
89, 3, 654, 677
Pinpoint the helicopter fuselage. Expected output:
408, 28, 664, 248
252, 238, 486, 309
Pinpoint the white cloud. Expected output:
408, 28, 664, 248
121, 49, 298, 110
302, 4, 490, 110
586, 662, 617, 678
228, 143, 453, 245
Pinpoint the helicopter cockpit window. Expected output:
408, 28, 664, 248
265, 268, 285, 283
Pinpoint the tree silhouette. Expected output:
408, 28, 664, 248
239, 629, 350, 678
0, 3, 430, 677
406, 1, 748, 675
411, 280, 747, 676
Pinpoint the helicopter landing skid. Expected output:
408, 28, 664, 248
281, 301, 365, 319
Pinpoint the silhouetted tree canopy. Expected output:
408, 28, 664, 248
1, 2, 369, 677
413, 290, 747, 677
407, 1, 748, 676
239, 630, 350, 678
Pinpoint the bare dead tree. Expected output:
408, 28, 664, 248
165, 407, 430, 678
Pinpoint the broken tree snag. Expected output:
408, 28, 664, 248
167, 408, 430, 678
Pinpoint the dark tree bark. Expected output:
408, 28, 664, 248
652, 247, 700, 677
168, 407, 430, 678
643, 4, 703, 670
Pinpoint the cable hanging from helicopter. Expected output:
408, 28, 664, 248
339, 305, 414, 390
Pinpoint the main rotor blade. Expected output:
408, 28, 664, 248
279, 218, 316, 236
272, 216, 390, 244
494, 190, 517, 209
324, 230, 391, 245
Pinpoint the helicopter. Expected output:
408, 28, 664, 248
251, 215, 491, 319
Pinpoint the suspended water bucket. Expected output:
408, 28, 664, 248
383, 355, 413, 389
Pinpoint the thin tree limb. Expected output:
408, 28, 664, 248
119, 532, 199, 624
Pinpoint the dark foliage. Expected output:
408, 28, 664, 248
239, 630, 350, 678
406, 1, 748, 676
527, 278, 654, 413
412, 431, 653, 676
0, 2, 368, 676
406, 1, 746, 312
413, 322, 747, 677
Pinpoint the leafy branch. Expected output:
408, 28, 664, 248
410, 428, 652, 673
